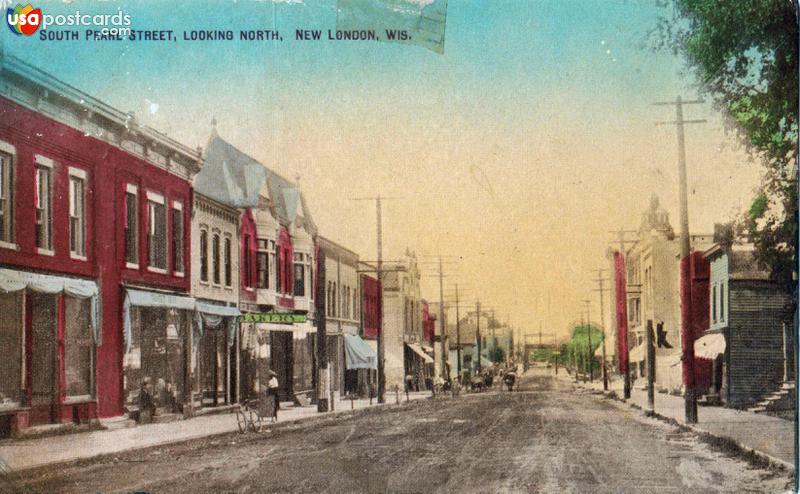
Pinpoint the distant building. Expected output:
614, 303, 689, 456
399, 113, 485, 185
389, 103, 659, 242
622, 195, 712, 392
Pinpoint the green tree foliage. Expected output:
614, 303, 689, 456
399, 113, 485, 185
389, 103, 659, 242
653, 0, 798, 292
564, 324, 605, 375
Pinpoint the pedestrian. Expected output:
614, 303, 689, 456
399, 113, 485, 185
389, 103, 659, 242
267, 370, 280, 422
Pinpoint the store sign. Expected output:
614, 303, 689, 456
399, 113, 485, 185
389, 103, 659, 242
239, 312, 307, 324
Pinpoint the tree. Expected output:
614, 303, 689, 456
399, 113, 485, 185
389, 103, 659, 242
653, 0, 798, 293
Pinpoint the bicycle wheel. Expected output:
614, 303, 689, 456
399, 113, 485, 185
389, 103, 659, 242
236, 408, 249, 433
248, 409, 261, 432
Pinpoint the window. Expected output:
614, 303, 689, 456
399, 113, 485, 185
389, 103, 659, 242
65, 297, 93, 398
200, 229, 209, 282
327, 281, 332, 316
125, 185, 138, 266
293, 253, 305, 296
284, 247, 292, 293
35, 159, 52, 252
275, 247, 282, 292
257, 240, 269, 289
212, 233, 221, 284
353, 287, 358, 320
0, 147, 14, 245
712, 285, 717, 323
172, 202, 184, 275
146, 192, 167, 271
719, 283, 725, 323
69, 170, 87, 258
224, 237, 232, 287
243, 234, 252, 288
332, 282, 337, 317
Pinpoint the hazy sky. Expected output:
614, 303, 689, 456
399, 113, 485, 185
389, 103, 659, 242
4, 0, 763, 341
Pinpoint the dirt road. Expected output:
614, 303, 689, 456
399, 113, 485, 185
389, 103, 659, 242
5, 368, 792, 493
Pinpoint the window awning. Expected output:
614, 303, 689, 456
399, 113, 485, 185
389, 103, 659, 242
123, 288, 196, 354
406, 343, 434, 364
0, 268, 100, 344
344, 334, 378, 370
196, 301, 241, 318
421, 344, 434, 353
694, 332, 726, 359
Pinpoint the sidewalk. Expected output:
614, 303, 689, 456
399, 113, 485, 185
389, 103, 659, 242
0, 391, 431, 473
558, 370, 795, 470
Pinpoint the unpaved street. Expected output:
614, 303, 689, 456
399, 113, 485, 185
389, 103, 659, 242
5, 369, 792, 493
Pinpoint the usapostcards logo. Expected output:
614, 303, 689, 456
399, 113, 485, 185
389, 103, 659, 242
6, 4, 41, 36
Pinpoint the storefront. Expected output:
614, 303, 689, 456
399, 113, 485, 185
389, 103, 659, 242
239, 313, 316, 403
194, 302, 241, 409
122, 288, 195, 422
0, 269, 99, 436
404, 343, 434, 391
343, 334, 377, 396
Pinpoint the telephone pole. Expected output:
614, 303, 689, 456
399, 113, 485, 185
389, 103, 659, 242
583, 300, 593, 382
352, 195, 401, 404
592, 269, 610, 391
476, 300, 482, 373
437, 257, 447, 379
455, 284, 462, 378
655, 95, 705, 424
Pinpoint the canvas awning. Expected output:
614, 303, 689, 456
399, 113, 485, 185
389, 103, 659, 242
694, 333, 726, 359
344, 334, 378, 370
123, 288, 196, 353
196, 301, 241, 318
421, 344, 434, 353
194, 301, 241, 347
406, 343, 434, 364
0, 268, 100, 344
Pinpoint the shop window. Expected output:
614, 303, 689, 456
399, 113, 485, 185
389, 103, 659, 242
212, 233, 221, 284
35, 159, 53, 252
125, 185, 138, 267
293, 253, 305, 296
0, 292, 22, 406
65, 297, 93, 399
69, 169, 87, 258
224, 236, 232, 287
172, 202, 184, 275
147, 192, 167, 271
0, 148, 14, 244
200, 229, 209, 282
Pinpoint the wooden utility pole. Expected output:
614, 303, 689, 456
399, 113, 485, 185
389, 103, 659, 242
583, 300, 593, 382
315, 249, 328, 412
592, 269, 610, 391
476, 300, 482, 373
455, 285, 462, 378
655, 96, 705, 423
646, 319, 655, 414
437, 257, 447, 379
351, 195, 400, 404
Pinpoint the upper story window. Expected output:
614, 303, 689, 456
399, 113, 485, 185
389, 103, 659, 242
257, 239, 269, 290
172, 201, 184, 276
69, 168, 87, 259
711, 284, 717, 324
243, 234, 253, 288
293, 253, 305, 297
146, 191, 167, 272
212, 232, 221, 284
199, 229, 209, 282
125, 184, 139, 267
34, 156, 53, 253
0, 144, 15, 245
224, 236, 232, 287
719, 283, 725, 322
353, 286, 358, 320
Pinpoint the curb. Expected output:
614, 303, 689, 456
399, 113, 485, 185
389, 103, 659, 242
2, 396, 432, 475
595, 387, 794, 473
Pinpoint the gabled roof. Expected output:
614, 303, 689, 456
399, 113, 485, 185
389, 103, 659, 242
194, 135, 267, 208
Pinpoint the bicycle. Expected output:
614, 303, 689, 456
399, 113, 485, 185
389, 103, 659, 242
235, 397, 275, 433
